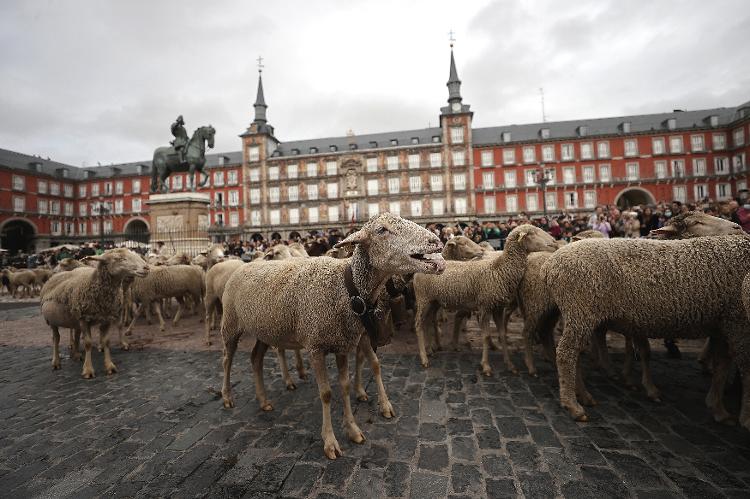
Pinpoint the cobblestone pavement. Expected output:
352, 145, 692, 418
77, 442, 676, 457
1, 311, 750, 497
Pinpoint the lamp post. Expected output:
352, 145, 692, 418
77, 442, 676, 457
98, 198, 109, 248
535, 164, 551, 218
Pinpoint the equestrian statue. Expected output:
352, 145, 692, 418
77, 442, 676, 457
150, 115, 216, 193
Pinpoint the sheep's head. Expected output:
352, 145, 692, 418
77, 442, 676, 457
264, 245, 293, 260
191, 253, 208, 269
571, 229, 606, 242
649, 211, 743, 239
84, 248, 150, 278
207, 244, 226, 262
442, 236, 484, 261
334, 213, 445, 275
506, 224, 558, 253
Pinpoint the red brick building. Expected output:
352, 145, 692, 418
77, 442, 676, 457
1, 49, 748, 252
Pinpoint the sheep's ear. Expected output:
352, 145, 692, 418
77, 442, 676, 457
517, 231, 527, 242
334, 229, 369, 250
446, 240, 456, 247
650, 226, 677, 236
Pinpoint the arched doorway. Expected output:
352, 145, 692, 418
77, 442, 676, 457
250, 233, 264, 243
615, 188, 656, 210
1, 219, 36, 254
271, 232, 282, 241
124, 219, 150, 244
288, 231, 301, 241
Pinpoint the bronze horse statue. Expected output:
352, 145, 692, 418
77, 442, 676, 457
151, 125, 215, 193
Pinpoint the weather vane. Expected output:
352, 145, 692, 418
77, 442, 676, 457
257, 55, 264, 73
448, 29, 455, 48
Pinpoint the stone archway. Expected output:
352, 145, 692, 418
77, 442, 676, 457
615, 187, 656, 210
1, 218, 37, 254
124, 218, 150, 244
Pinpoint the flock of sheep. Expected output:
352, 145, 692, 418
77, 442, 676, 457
10, 211, 750, 459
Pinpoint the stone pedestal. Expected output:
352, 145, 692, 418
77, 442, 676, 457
146, 192, 210, 255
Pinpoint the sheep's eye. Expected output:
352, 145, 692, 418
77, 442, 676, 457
377, 227, 389, 235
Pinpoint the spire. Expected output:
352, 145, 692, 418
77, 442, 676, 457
253, 72, 267, 124
447, 47, 462, 105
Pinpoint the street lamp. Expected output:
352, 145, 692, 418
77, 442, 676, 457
534, 164, 552, 218
98, 198, 110, 247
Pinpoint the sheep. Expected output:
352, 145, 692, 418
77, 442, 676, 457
219, 213, 445, 459
412, 225, 558, 375
1, 268, 36, 298
40, 248, 149, 377
192, 244, 226, 270
288, 242, 309, 258
542, 233, 750, 427
53, 258, 84, 272
32, 268, 53, 294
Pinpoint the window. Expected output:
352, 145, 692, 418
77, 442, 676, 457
454, 197, 467, 214
38, 199, 48, 214
452, 150, 465, 166
563, 167, 576, 185
114, 199, 123, 214
584, 191, 597, 209
540, 128, 550, 139
249, 168, 260, 182
670, 160, 684, 178
692, 158, 706, 176
251, 210, 262, 225
12, 175, 24, 190
484, 196, 496, 214
526, 193, 539, 212
691, 134, 705, 152
65, 185, 74, 199
542, 145, 554, 162
230, 212, 240, 227
307, 184, 319, 200
450, 126, 464, 143
482, 171, 494, 189
408, 154, 420, 169
673, 186, 687, 203
626, 163, 639, 181
654, 161, 667, 179
409, 176, 421, 193
503, 148, 515, 165
78, 184, 87, 197
561, 144, 574, 161
269, 209, 280, 225
224, 170, 237, 185
389, 201, 401, 216
504, 171, 517, 188
250, 188, 260, 204
543, 168, 556, 185
267, 166, 279, 181
51, 200, 60, 215
50, 182, 60, 196
715, 157, 729, 175
599, 164, 611, 182
172, 175, 183, 190
669, 136, 683, 154
215, 192, 225, 206
525, 169, 537, 187
565, 191, 578, 209
326, 161, 337, 176
545, 192, 557, 210
624, 139, 638, 157
104, 182, 112, 195
103, 220, 113, 234
213, 171, 224, 186
132, 198, 141, 212
522, 146, 535, 163
78, 223, 86, 236
506, 194, 518, 213
366, 179, 378, 196
430, 152, 442, 168
481, 150, 494, 167
91, 202, 100, 216
580, 142, 593, 160
38, 180, 48, 194
307, 207, 319, 223
388, 177, 400, 194
410, 200, 422, 217
306, 162, 318, 177
89, 222, 98, 236
694, 184, 708, 201
386, 156, 399, 171
652, 137, 665, 155
367, 157, 378, 172
287, 164, 298, 179
712, 133, 726, 150
229, 190, 239, 206
734, 153, 747, 172
737, 179, 748, 192
368, 202, 379, 218
734, 127, 746, 147
453, 173, 466, 190
431, 199, 444, 216
114, 181, 123, 195
583, 165, 596, 183
132, 179, 140, 194
287, 185, 299, 202
248, 145, 260, 162
326, 182, 338, 199
91, 183, 100, 197
597, 141, 610, 158
430, 174, 443, 191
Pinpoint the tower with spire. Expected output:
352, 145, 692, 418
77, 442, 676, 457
440, 34, 471, 117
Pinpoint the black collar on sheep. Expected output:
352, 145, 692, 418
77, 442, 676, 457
344, 264, 382, 351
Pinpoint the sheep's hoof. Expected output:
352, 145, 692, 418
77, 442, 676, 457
347, 425, 366, 444
323, 438, 343, 460
529, 372, 539, 378
105, 364, 118, 375
298, 372, 308, 381
159, 326, 165, 332
453, 345, 463, 352
356, 391, 369, 402
121, 343, 129, 351
172, 321, 179, 327
82, 370, 95, 379
222, 396, 235, 409
646, 390, 661, 403
575, 413, 589, 422
260, 401, 273, 411
286, 382, 297, 391
481, 365, 492, 377
713, 411, 737, 426
579, 394, 597, 407
52, 361, 61, 370
420, 359, 430, 369
380, 402, 395, 419
509, 367, 519, 375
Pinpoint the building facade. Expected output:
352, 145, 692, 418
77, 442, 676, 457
1, 49, 749, 252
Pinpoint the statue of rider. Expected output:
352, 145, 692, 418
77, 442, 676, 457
170, 115, 189, 165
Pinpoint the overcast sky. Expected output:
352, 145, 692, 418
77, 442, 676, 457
1, 0, 748, 167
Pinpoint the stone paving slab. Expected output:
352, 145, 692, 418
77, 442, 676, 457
1, 342, 750, 498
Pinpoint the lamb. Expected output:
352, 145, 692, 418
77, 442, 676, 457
40, 248, 149, 377
412, 225, 558, 375
192, 244, 226, 270
219, 213, 445, 459
542, 232, 750, 428
32, 268, 53, 294
1, 268, 36, 298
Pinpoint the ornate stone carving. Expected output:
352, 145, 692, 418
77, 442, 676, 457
156, 215, 184, 232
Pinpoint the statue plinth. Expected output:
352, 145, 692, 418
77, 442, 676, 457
147, 193, 210, 255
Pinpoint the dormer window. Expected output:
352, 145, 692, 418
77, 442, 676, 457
577, 126, 588, 137
291, 148, 300, 155
369, 141, 378, 148
411, 137, 419, 145
620, 122, 631, 133
664, 118, 676, 130
329, 145, 338, 152
310, 147, 318, 154
501, 132, 511, 143
390, 139, 398, 146
539, 128, 550, 139
29, 161, 42, 172
709, 115, 719, 127
349, 143, 358, 150
432, 136, 440, 143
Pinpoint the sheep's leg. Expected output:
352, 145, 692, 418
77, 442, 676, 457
251, 340, 272, 411
172, 297, 184, 326
294, 349, 307, 380
204, 298, 214, 346
359, 334, 395, 418
80, 322, 95, 379
557, 324, 589, 421
126, 303, 143, 335
100, 323, 117, 375
310, 350, 342, 460
153, 301, 166, 332
452, 310, 470, 351
336, 353, 365, 444
277, 349, 296, 390
622, 336, 636, 388
73, 329, 81, 361
221, 336, 239, 409
494, 307, 517, 374
51, 326, 61, 370
480, 312, 493, 377
522, 318, 538, 377
415, 302, 435, 368
433, 308, 444, 352
633, 337, 659, 401
354, 341, 368, 401
117, 323, 129, 351
593, 331, 617, 378
698, 338, 714, 374
705, 335, 735, 424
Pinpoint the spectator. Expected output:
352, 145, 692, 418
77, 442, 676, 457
591, 213, 612, 238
